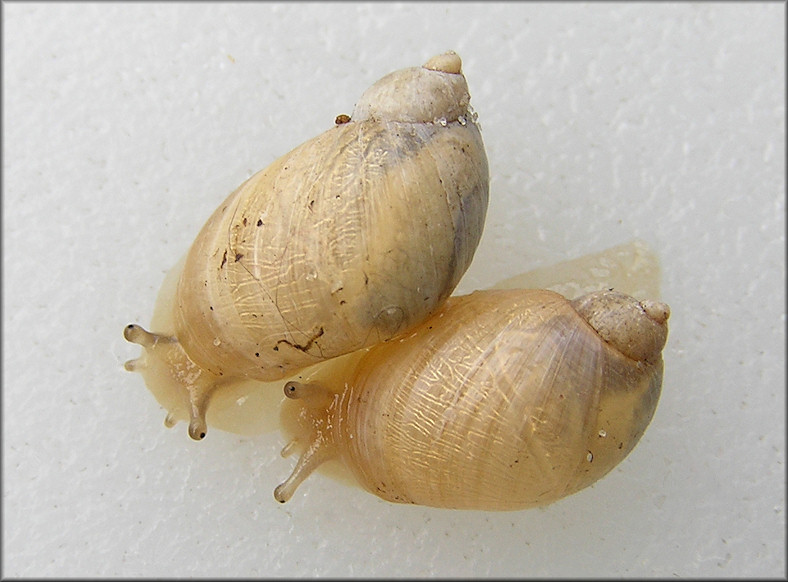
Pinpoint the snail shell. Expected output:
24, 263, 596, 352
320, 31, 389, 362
275, 288, 670, 510
124, 52, 489, 440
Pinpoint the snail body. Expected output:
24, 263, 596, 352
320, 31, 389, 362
276, 288, 670, 510
124, 52, 489, 440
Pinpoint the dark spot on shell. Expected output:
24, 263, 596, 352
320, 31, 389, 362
335, 113, 351, 125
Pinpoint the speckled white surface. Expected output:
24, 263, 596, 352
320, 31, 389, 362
3, 2, 785, 577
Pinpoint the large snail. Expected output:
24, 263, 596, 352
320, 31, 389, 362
124, 52, 489, 440
276, 288, 670, 510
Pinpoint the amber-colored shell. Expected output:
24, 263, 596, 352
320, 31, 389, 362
124, 52, 489, 440
175, 109, 487, 381
276, 288, 669, 510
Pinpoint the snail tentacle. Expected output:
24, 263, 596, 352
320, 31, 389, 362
274, 430, 337, 504
276, 379, 342, 502
163, 412, 178, 429
280, 438, 300, 458
283, 381, 334, 408
123, 323, 220, 440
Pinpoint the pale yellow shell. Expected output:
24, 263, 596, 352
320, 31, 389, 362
276, 288, 670, 510
124, 52, 489, 439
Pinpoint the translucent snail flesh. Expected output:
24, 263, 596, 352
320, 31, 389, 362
124, 52, 489, 440
276, 288, 670, 511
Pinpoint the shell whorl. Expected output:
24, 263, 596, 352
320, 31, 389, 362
570, 290, 670, 363
316, 288, 667, 510
351, 52, 471, 124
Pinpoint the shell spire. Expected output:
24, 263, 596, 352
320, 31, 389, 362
423, 51, 463, 74
351, 51, 472, 124
570, 290, 670, 363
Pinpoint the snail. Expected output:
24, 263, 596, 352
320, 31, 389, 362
124, 51, 490, 440
275, 288, 670, 510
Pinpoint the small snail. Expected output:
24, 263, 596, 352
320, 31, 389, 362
124, 52, 489, 440
275, 288, 670, 510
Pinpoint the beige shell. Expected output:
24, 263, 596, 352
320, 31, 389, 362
275, 288, 670, 510
124, 52, 489, 440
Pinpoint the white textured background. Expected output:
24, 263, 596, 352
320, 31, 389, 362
3, 2, 785, 577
